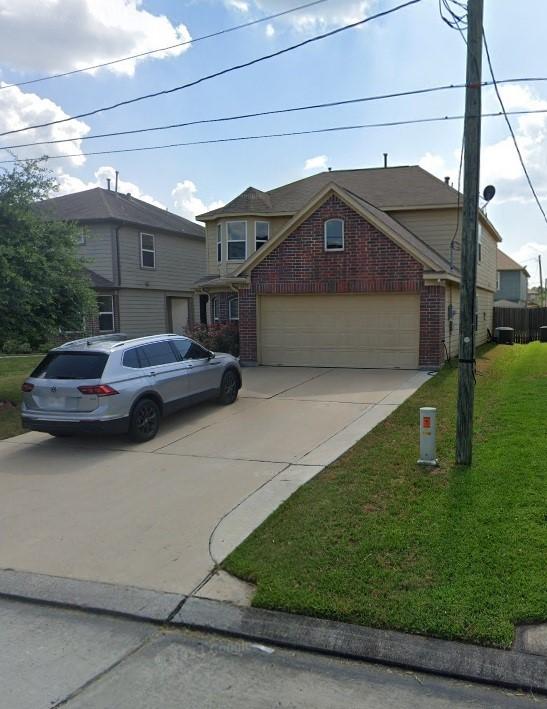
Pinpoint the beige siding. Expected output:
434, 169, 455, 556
118, 289, 168, 337
118, 226, 206, 291
79, 224, 114, 281
477, 223, 497, 292
444, 284, 493, 359
206, 216, 291, 276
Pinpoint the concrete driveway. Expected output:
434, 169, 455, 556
0, 367, 431, 598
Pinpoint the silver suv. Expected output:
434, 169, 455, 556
21, 334, 242, 442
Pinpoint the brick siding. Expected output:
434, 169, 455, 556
236, 195, 445, 368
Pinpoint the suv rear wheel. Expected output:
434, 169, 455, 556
129, 398, 161, 442
218, 370, 239, 405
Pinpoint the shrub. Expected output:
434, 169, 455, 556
187, 323, 239, 357
2, 339, 32, 355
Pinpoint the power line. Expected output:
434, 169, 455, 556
0, 0, 423, 140
483, 31, 547, 227
0, 0, 331, 91
3, 108, 546, 165
2, 76, 547, 152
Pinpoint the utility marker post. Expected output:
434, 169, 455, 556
456, 0, 484, 465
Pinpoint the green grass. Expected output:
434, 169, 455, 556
224, 343, 547, 648
0, 355, 42, 439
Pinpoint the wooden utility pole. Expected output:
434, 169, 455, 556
539, 254, 544, 307
456, 0, 484, 465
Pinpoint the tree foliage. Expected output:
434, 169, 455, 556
0, 160, 97, 350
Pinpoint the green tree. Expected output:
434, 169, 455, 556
0, 160, 97, 350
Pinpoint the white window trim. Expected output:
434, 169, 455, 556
324, 219, 345, 252
216, 223, 222, 263
228, 296, 239, 321
226, 220, 247, 262
140, 232, 156, 269
211, 296, 219, 322
97, 295, 114, 333
255, 220, 269, 250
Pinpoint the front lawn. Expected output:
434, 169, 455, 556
0, 355, 42, 439
224, 343, 547, 648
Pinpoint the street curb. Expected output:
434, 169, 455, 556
172, 597, 547, 694
0, 569, 184, 622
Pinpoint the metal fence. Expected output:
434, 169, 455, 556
493, 307, 547, 343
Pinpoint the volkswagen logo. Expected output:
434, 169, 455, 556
50, 386, 57, 393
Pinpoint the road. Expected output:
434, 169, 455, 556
0, 598, 541, 709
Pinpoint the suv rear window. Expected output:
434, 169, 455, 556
31, 352, 109, 380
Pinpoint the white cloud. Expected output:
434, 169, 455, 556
224, 0, 370, 32
304, 154, 328, 171
55, 166, 166, 208
0, 0, 191, 77
265, 23, 275, 37
0, 83, 90, 166
509, 241, 547, 278
171, 180, 224, 221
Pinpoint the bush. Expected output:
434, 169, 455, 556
187, 323, 239, 357
2, 339, 32, 355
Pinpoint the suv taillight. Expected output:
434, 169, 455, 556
21, 382, 34, 392
78, 385, 119, 397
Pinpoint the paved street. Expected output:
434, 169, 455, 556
0, 366, 429, 597
1, 598, 541, 709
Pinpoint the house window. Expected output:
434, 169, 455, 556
97, 295, 114, 332
227, 221, 247, 261
228, 296, 239, 321
324, 219, 344, 251
496, 271, 501, 291
140, 232, 155, 269
211, 296, 219, 322
217, 223, 222, 262
478, 224, 483, 262
255, 221, 269, 250
78, 230, 86, 245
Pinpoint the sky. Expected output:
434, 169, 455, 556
0, 0, 546, 286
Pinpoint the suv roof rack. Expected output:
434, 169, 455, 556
57, 333, 129, 349
111, 333, 181, 348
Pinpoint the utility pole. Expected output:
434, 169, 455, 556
539, 254, 544, 307
456, 0, 484, 466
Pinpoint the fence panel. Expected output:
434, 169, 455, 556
493, 307, 547, 343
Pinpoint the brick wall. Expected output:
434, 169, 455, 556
419, 285, 446, 368
209, 292, 239, 325
237, 195, 445, 368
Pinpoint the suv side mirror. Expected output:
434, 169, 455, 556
208, 351, 215, 359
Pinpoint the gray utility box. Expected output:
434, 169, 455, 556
495, 326, 514, 345
540, 326, 547, 343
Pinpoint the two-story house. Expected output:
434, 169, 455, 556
196, 166, 501, 370
494, 249, 529, 308
37, 186, 206, 337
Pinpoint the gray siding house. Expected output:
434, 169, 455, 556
37, 187, 206, 336
495, 250, 529, 308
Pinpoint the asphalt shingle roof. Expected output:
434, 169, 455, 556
198, 166, 460, 220
497, 249, 529, 275
37, 187, 205, 238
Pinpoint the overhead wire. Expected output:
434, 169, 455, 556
0, 0, 423, 139
0, 0, 331, 91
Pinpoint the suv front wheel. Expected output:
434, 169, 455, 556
218, 370, 239, 405
129, 398, 161, 442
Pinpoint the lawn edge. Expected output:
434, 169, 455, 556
172, 597, 547, 695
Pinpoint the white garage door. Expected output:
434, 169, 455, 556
259, 294, 420, 369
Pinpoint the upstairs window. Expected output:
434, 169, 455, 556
227, 221, 247, 261
324, 219, 344, 251
255, 221, 269, 250
478, 223, 483, 263
217, 224, 222, 262
229, 296, 239, 321
496, 271, 501, 291
140, 232, 155, 269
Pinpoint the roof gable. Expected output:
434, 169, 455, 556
497, 249, 529, 275
234, 183, 453, 277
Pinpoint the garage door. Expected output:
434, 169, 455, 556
259, 294, 420, 368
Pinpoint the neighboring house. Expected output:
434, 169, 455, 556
196, 166, 501, 369
494, 250, 529, 308
37, 187, 206, 337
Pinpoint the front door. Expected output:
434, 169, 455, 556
169, 298, 190, 334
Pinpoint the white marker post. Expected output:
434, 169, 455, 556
418, 407, 438, 466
